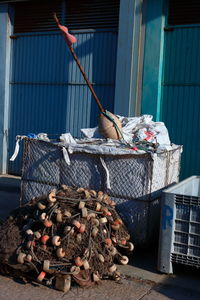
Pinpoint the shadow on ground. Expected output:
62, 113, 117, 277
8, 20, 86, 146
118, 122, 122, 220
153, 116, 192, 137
0, 175, 21, 221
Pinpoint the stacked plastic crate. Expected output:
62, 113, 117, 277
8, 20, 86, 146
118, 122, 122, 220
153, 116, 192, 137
158, 176, 200, 273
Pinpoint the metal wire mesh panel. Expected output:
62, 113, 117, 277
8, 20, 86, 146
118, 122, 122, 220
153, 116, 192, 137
104, 155, 153, 200
21, 138, 182, 246
113, 197, 160, 246
60, 153, 105, 191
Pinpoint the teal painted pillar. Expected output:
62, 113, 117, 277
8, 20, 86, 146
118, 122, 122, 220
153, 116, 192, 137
0, 4, 12, 173
141, 0, 164, 121
114, 0, 142, 117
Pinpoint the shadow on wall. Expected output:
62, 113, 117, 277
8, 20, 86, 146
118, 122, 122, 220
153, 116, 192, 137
0, 176, 20, 221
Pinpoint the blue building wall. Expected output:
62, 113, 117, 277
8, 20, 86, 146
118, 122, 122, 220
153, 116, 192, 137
0, 4, 12, 173
0, 0, 142, 174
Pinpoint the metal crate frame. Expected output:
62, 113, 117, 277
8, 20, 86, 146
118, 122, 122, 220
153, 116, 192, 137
158, 176, 200, 274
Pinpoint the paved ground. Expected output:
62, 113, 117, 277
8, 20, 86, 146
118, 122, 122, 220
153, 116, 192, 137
0, 175, 200, 300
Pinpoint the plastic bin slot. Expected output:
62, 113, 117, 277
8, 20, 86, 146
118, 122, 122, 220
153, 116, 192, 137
188, 246, 200, 257
174, 231, 189, 244
173, 243, 188, 254
175, 220, 189, 233
190, 206, 200, 222
175, 204, 190, 221
171, 253, 200, 267
189, 234, 200, 246
175, 195, 200, 206
189, 222, 200, 235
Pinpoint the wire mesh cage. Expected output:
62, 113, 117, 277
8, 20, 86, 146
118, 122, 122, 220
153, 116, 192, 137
21, 138, 182, 246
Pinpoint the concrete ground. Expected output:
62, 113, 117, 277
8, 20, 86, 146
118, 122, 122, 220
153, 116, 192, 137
0, 175, 200, 300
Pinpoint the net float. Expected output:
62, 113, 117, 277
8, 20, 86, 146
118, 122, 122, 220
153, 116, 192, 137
84, 190, 90, 199
74, 256, 83, 267
34, 231, 41, 240
120, 239, 127, 245
97, 191, 104, 201
43, 260, 54, 274
26, 254, 32, 263
105, 238, 112, 247
56, 247, 65, 258
110, 200, 116, 207
42, 244, 47, 250
17, 252, 26, 264
70, 266, 80, 275
111, 224, 120, 231
37, 271, 46, 282
95, 202, 101, 212
47, 190, 56, 203
83, 260, 90, 270
111, 237, 117, 244
37, 202, 46, 210
91, 218, 100, 227
76, 187, 85, 193
25, 229, 33, 235
43, 219, 53, 228
99, 217, 107, 224
87, 213, 96, 220
81, 207, 88, 218
78, 201, 85, 209
55, 274, 71, 293
108, 264, 117, 273
89, 190, 97, 197
56, 212, 63, 223
40, 212, 46, 221
52, 235, 61, 246
27, 240, 35, 248
98, 254, 105, 263
101, 207, 112, 217
119, 256, 129, 265
63, 210, 72, 217
103, 229, 107, 235
72, 220, 81, 229
127, 242, 134, 251
60, 184, 69, 190
92, 226, 99, 238
110, 246, 117, 256
113, 271, 121, 281
64, 226, 72, 234
113, 218, 123, 225
93, 271, 100, 282
70, 227, 75, 235
76, 233, 82, 243
102, 194, 111, 204
79, 223, 86, 233
41, 235, 49, 244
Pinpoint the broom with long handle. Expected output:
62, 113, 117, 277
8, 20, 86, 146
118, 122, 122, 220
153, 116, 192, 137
54, 14, 123, 140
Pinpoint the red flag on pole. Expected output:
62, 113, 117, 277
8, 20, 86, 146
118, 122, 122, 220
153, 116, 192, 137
54, 14, 77, 47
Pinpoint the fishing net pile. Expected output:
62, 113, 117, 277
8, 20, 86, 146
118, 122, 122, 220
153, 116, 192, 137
0, 185, 134, 292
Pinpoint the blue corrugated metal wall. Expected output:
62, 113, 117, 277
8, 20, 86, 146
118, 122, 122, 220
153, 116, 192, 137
8, 29, 118, 174
161, 26, 200, 179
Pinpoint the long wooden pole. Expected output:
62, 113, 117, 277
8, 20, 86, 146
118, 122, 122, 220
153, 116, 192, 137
54, 14, 105, 113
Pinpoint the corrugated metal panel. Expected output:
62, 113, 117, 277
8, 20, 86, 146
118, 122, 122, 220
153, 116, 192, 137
8, 30, 118, 173
14, 0, 62, 33
161, 27, 200, 179
14, 0, 119, 33
65, 0, 119, 29
168, 0, 200, 25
